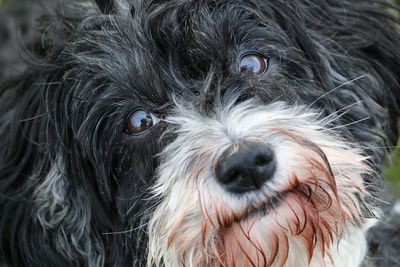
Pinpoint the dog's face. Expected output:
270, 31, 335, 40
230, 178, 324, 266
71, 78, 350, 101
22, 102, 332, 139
1, 0, 399, 267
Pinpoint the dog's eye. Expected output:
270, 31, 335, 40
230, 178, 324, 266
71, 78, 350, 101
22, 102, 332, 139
126, 110, 159, 134
239, 52, 268, 75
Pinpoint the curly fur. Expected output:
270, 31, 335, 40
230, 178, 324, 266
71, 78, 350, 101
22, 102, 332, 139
0, 0, 399, 266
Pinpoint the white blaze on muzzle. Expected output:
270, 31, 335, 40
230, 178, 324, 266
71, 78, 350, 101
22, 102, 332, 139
147, 100, 373, 267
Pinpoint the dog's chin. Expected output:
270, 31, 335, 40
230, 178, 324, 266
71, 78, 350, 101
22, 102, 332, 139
214, 193, 288, 262
214, 188, 341, 266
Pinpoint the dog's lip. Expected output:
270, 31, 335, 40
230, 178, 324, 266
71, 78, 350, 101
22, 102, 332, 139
221, 192, 287, 228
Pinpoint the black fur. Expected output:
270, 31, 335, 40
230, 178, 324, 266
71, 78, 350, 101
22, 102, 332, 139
0, 0, 399, 266
95, 0, 116, 14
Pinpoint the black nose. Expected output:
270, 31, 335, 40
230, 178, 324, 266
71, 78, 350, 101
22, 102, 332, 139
215, 141, 276, 193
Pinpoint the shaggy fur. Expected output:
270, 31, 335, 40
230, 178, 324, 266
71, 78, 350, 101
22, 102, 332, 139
0, 0, 399, 266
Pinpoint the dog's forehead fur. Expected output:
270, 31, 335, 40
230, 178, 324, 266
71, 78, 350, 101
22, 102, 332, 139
1, 0, 400, 266
69, 0, 397, 131
64, 0, 398, 166
74, 0, 330, 99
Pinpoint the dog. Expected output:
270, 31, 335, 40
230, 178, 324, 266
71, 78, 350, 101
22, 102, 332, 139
1, 0, 400, 266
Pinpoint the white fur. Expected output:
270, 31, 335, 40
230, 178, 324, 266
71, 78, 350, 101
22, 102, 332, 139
327, 221, 376, 267
33, 158, 68, 228
148, 100, 374, 267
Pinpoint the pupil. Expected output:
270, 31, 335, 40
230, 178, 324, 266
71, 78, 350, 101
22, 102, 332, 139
140, 115, 153, 129
132, 111, 153, 130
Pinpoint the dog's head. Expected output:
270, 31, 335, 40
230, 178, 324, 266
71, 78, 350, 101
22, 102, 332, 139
0, 0, 399, 266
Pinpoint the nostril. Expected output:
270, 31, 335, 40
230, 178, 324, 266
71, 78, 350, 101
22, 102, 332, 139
218, 168, 243, 185
226, 168, 242, 184
230, 169, 240, 180
254, 155, 271, 166
219, 169, 240, 184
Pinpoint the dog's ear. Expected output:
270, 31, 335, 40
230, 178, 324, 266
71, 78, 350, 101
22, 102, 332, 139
0, 72, 126, 266
0, 75, 79, 266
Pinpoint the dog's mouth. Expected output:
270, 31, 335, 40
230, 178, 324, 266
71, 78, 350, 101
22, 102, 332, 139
220, 191, 288, 229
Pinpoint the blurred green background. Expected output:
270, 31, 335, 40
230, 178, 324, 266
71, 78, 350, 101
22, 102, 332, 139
387, 1, 400, 197
380, 0, 400, 197
386, 139, 400, 197
0, 0, 399, 195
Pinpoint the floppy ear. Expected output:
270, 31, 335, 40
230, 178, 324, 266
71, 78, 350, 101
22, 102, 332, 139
0, 2, 131, 266
0, 74, 87, 266
94, 0, 115, 14
0, 68, 128, 267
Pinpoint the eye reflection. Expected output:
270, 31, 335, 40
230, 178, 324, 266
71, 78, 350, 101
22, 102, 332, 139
239, 52, 268, 75
126, 110, 159, 135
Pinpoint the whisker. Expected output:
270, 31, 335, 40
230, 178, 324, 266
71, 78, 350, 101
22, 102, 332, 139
329, 117, 370, 130
102, 221, 149, 235
358, 145, 400, 150
320, 100, 364, 125
307, 75, 366, 110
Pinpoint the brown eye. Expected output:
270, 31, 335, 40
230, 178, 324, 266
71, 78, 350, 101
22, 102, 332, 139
126, 110, 159, 134
239, 52, 268, 75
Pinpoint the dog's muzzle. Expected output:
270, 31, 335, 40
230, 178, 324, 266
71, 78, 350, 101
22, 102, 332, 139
148, 101, 370, 267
